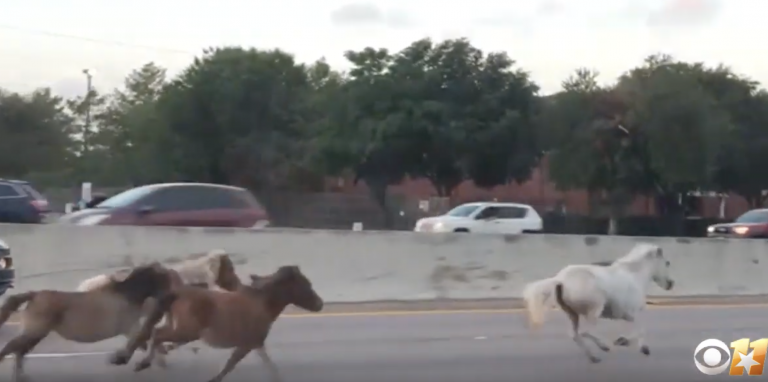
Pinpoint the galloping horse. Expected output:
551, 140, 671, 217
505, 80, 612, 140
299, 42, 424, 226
109, 265, 324, 382
0, 262, 176, 382
522, 243, 674, 363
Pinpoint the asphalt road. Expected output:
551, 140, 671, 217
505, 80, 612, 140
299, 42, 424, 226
0, 305, 761, 382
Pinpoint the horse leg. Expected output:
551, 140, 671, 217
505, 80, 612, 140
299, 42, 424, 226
123, 321, 149, 352
255, 346, 284, 382
563, 308, 602, 363
579, 306, 611, 353
556, 291, 602, 363
11, 335, 46, 382
0, 331, 48, 382
135, 325, 196, 372
206, 347, 250, 382
613, 316, 649, 356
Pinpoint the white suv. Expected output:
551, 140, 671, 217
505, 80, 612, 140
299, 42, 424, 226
414, 202, 543, 234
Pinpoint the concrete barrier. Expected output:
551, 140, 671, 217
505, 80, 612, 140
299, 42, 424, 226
1, 223, 767, 302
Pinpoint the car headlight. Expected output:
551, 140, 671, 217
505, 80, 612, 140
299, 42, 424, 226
76, 215, 110, 226
707, 226, 714, 232
432, 222, 446, 232
733, 226, 749, 235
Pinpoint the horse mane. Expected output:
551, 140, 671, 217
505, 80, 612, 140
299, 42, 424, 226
613, 243, 659, 265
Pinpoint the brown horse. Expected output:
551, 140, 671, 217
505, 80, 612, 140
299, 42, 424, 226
0, 262, 176, 382
75, 250, 243, 354
109, 265, 324, 382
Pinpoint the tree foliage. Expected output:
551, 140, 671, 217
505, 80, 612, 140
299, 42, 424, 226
4, 37, 768, 227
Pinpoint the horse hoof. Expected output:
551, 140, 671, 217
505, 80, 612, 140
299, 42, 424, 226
640, 345, 650, 356
589, 356, 602, 364
108, 351, 131, 366
134, 361, 151, 372
598, 345, 610, 352
614, 337, 630, 347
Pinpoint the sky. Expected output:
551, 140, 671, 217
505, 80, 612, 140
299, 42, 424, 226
0, 0, 763, 98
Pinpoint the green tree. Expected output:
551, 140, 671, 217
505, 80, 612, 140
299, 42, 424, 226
96, 62, 170, 185
706, 70, 768, 208
314, 47, 416, 222
544, 68, 641, 233
0, 88, 74, 181
616, 55, 731, 216
155, 47, 312, 192
65, 87, 109, 183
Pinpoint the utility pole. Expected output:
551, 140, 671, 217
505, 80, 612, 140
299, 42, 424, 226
82, 69, 93, 155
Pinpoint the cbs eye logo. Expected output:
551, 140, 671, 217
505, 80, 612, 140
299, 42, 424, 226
694, 338, 768, 376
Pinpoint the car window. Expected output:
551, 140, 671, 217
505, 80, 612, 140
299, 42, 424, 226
20, 185, 45, 200
97, 186, 158, 208
475, 206, 500, 219
146, 186, 249, 211
497, 206, 528, 219
735, 210, 768, 223
142, 187, 190, 211
0, 184, 21, 198
446, 204, 481, 217
236, 189, 264, 209
203, 187, 250, 209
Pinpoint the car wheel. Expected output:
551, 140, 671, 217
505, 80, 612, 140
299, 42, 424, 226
454, 228, 470, 233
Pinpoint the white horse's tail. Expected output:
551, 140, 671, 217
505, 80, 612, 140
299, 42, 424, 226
522, 277, 560, 329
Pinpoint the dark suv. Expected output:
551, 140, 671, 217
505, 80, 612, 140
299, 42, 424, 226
0, 238, 14, 296
0, 179, 50, 223
58, 182, 270, 228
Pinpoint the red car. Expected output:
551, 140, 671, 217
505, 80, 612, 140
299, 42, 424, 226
59, 183, 270, 228
707, 209, 768, 238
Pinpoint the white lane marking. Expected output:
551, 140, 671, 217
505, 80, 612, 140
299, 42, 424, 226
474, 336, 487, 340
14, 351, 109, 358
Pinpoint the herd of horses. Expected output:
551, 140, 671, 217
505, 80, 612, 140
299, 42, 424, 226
0, 243, 673, 381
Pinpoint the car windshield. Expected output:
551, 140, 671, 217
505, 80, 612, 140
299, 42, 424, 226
445, 204, 481, 217
96, 186, 156, 208
735, 210, 768, 224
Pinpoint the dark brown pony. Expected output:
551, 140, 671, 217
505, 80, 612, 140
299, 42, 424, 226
0, 262, 176, 382
110, 265, 324, 382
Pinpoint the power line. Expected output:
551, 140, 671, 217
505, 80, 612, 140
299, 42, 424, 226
0, 24, 196, 56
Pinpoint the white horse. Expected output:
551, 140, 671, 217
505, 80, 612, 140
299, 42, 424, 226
77, 249, 238, 293
522, 243, 673, 363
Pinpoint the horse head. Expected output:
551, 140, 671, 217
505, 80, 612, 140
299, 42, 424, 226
204, 249, 242, 291
634, 244, 674, 291
248, 265, 323, 312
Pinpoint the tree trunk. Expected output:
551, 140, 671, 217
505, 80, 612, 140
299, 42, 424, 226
365, 178, 392, 229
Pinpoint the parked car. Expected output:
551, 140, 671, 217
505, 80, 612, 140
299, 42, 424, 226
414, 202, 543, 234
0, 179, 50, 224
0, 238, 15, 296
58, 182, 270, 228
707, 209, 768, 238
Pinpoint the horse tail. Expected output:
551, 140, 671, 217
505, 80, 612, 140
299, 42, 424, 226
554, 282, 579, 323
0, 291, 36, 328
146, 292, 178, 329
136, 292, 178, 344
522, 277, 560, 329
